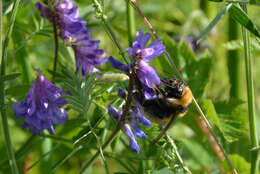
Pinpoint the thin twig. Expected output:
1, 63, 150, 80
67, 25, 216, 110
128, 1, 238, 173
194, 115, 225, 161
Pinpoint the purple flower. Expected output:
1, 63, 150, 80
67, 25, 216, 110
12, 74, 68, 134
108, 30, 165, 99
123, 124, 140, 153
36, 0, 107, 76
127, 30, 165, 88
108, 104, 120, 120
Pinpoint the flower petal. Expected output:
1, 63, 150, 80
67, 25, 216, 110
133, 30, 151, 49
137, 60, 160, 88
12, 102, 28, 119
132, 106, 152, 127
108, 56, 129, 72
123, 124, 140, 153
108, 105, 120, 120
118, 88, 126, 99
144, 40, 165, 61
130, 118, 147, 139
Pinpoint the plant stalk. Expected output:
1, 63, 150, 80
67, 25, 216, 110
227, 16, 243, 99
126, 0, 135, 46
240, 4, 259, 174
200, 0, 210, 17
52, 10, 59, 81
0, 0, 21, 173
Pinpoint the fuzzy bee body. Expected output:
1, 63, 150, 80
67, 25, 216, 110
134, 78, 192, 124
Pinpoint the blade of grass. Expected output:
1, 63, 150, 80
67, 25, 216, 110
240, 3, 260, 174
229, 4, 260, 38
0, 0, 21, 172
197, 3, 232, 43
51, 145, 83, 172
27, 144, 61, 171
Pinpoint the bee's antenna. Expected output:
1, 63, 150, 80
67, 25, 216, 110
162, 70, 175, 77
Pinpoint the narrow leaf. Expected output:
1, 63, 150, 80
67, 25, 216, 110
197, 3, 232, 43
229, 4, 260, 37
0, 73, 21, 82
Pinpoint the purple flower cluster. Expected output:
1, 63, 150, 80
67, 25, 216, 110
107, 30, 166, 152
36, 0, 106, 75
108, 88, 152, 153
109, 30, 165, 99
12, 73, 68, 134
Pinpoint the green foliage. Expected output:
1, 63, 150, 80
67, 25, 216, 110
215, 99, 248, 142
1, 0, 260, 173
222, 154, 251, 174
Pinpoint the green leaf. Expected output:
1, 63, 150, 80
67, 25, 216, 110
229, 4, 260, 37
186, 54, 211, 98
152, 167, 175, 174
5, 84, 30, 98
0, 73, 21, 82
197, 4, 232, 43
215, 99, 248, 142
222, 39, 260, 52
209, 0, 223, 2
182, 138, 213, 167
222, 154, 250, 174
199, 99, 221, 128
51, 145, 83, 172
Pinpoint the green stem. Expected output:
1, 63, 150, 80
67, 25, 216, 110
52, 11, 59, 81
0, 0, 21, 173
240, 4, 259, 174
200, 0, 209, 17
40, 131, 54, 174
126, 0, 135, 46
227, 16, 243, 99
92, 0, 129, 63
103, 20, 129, 63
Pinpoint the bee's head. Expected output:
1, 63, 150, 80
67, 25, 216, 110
163, 78, 185, 99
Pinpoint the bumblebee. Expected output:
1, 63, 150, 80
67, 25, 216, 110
133, 78, 192, 124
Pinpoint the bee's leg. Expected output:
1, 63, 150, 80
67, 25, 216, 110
149, 115, 176, 147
